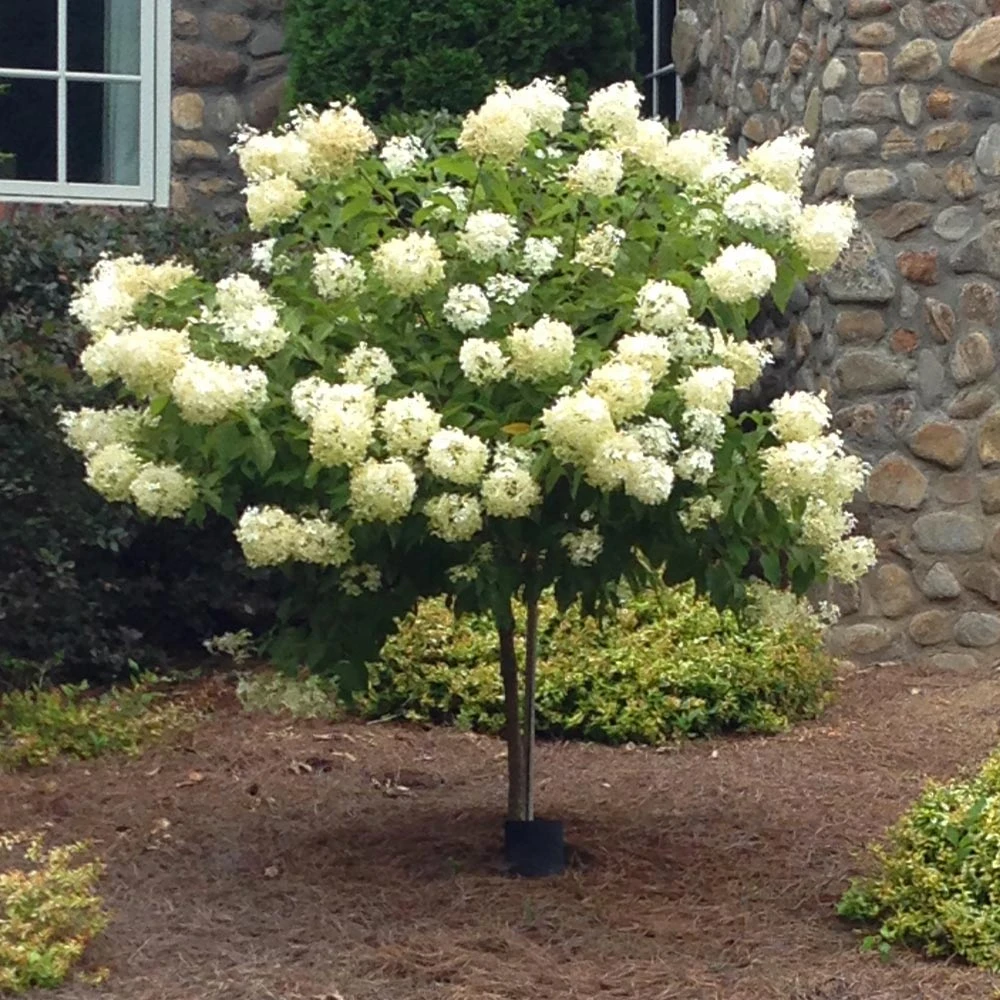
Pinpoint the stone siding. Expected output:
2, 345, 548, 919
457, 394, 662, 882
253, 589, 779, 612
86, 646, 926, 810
677, 0, 1000, 668
170, 0, 288, 216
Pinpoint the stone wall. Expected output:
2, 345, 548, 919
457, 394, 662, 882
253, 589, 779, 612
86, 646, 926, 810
676, 0, 1000, 669
170, 0, 288, 216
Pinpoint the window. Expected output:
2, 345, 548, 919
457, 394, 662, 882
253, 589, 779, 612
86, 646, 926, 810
635, 0, 682, 122
0, 0, 169, 205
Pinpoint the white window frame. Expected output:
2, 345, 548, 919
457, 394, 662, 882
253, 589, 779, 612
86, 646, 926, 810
0, 0, 170, 206
638, 0, 683, 121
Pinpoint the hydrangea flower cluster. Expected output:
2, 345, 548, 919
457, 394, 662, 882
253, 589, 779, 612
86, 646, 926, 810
65, 76, 871, 613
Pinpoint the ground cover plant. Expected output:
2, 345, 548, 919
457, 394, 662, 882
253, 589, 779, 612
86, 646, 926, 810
0, 831, 107, 993
839, 747, 1000, 970
0, 675, 190, 770
61, 77, 869, 847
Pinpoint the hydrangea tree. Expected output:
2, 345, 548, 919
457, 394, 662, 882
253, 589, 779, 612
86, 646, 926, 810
63, 78, 873, 867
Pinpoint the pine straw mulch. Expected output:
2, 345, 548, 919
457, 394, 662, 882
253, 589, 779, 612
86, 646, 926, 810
5, 663, 1000, 1000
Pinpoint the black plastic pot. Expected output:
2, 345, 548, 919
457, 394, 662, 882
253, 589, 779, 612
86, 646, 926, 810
504, 819, 566, 877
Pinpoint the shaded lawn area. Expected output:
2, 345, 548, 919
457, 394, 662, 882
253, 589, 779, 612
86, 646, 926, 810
4, 664, 1000, 1000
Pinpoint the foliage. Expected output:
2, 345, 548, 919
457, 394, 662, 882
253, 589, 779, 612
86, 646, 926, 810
0, 206, 273, 684
236, 670, 340, 719
0, 674, 190, 769
0, 832, 108, 993
839, 750, 1000, 970
363, 584, 834, 742
285, 0, 637, 119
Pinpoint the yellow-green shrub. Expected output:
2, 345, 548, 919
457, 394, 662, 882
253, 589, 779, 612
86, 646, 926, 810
839, 751, 1000, 969
362, 585, 834, 744
0, 832, 107, 993
0, 676, 189, 769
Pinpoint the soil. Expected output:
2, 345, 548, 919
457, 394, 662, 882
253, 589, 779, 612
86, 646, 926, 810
4, 663, 1000, 1000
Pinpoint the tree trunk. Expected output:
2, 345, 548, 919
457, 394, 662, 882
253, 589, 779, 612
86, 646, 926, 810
522, 594, 540, 823
497, 612, 527, 821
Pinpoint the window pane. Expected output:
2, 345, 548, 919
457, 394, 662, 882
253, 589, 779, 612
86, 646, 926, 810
68, 81, 141, 185
69, 0, 141, 75
0, 0, 57, 70
0, 77, 58, 181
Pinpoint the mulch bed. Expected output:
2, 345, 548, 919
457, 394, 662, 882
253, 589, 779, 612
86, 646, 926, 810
4, 663, 1000, 1000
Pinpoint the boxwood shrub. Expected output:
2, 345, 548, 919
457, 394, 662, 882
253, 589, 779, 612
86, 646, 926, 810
361, 585, 835, 744
839, 751, 1000, 969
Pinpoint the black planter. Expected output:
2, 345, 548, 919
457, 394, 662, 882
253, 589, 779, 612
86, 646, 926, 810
504, 819, 566, 877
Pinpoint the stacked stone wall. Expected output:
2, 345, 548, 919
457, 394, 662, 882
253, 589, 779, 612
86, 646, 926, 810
169, 0, 288, 216
678, 0, 1000, 668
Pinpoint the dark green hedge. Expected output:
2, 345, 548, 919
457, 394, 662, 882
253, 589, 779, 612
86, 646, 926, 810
0, 207, 273, 685
285, 0, 638, 120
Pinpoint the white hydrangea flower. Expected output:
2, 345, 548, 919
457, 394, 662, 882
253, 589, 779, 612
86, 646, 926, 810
457, 211, 519, 263
233, 128, 312, 183
676, 447, 715, 485
507, 315, 575, 382
380, 134, 428, 178
340, 342, 396, 386
80, 326, 191, 396
309, 384, 377, 467
424, 493, 484, 542
480, 463, 542, 518
743, 131, 814, 195
723, 182, 802, 233
625, 418, 679, 459
172, 357, 268, 425
70, 255, 195, 337
623, 454, 676, 505
613, 333, 673, 383
792, 201, 856, 271
443, 284, 492, 332
421, 183, 469, 220
669, 321, 715, 365
378, 393, 442, 456
290, 376, 373, 424
771, 391, 831, 443
682, 409, 726, 450
581, 81, 643, 141
702, 244, 777, 304
339, 562, 382, 596
566, 148, 624, 198
573, 223, 625, 275
585, 431, 642, 491
244, 175, 306, 231
634, 280, 691, 333
541, 392, 616, 464
371, 232, 445, 297
84, 443, 144, 502
313, 248, 366, 300
484, 274, 529, 305
250, 239, 276, 273
713, 333, 771, 390
349, 458, 418, 523
459, 338, 508, 385
294, 102, 377, 181
679, 495, 724, 531
561, 527, 604, 566
129, 463, 197, 519
761, 434, 867, 512
213, 273, 289, 357
425, 429, 490, 486
521, 236, 562, 277
235, 505, 353, 567
585, 362, 653, 421
60, 406, 147, 457
458, 88, 533, 163
614, 118, 671, 172
294, 515, 355, 566
677, 366, 736, 416
509, 77, 569, 135
659, 130, 734, 187
800, 498, 855, 550
825, 536, 877, 584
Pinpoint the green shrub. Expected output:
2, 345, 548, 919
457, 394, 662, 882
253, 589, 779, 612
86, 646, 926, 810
236, 670, 340, 719
0, 831, 108, 993
839, 751, 1000, 969
361, 585, 834, 743
0, 207, 276, 684
0, 675, 191, 769
285, 0, 637, 119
